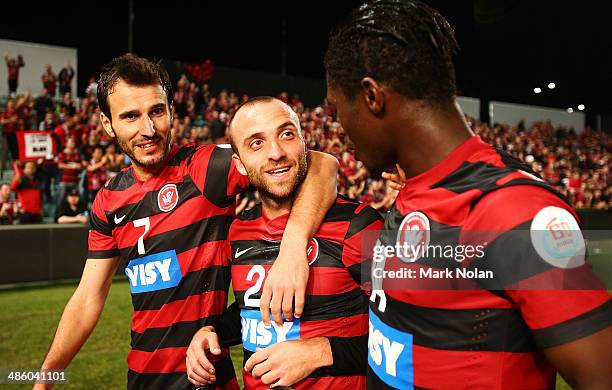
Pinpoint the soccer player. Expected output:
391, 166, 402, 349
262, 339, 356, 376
35, 54, 338, 389
185, 97, 383, 389
324, 1, 612, 389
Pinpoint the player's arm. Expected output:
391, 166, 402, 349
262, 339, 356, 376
34, 257, 119, 389
244, 335, 368, 387
244, 337, 332, 387
260, 150, 338, 325
543, 325, 612, 389
186, 303, 242, 387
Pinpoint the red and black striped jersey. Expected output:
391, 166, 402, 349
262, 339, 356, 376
229, 196, 383, 390
368, 136, 611, 389
88, 144, 248, 390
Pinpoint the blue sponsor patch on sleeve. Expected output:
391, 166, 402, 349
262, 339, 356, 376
125, 250, 182, 294
368, 308, 414, 389
240, 309, 301, 352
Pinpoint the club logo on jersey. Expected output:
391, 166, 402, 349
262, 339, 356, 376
240, 309, 300, 352
157, 184, 179, 212
307, 238, 319, 265
125, 250, 182, 293
396, 211, 430, 263
530, 206, 585, 269
368, 308, 414, 389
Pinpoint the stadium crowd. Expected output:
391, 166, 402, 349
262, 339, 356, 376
0, 68, 610, 224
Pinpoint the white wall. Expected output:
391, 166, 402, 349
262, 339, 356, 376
456, 96, 480, 120
489, 100, 585, 132
0, 39, 77, 97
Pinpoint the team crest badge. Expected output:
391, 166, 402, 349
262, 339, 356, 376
158, 184, 179, 212
307, 238, 319, 265
396, 211, 430, 263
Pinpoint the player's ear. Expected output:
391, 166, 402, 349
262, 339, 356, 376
360, 77, 385, 116
232, 153, 247, 176
100, 112, 115, 138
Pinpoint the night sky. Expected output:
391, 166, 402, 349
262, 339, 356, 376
2, 0, 612, 119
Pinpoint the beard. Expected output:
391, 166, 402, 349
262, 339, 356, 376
115, 132, 173, 171
245, 150, 309, 204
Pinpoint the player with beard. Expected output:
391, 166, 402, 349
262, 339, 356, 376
324, 1, 611, 389
35, 55, 339, 390
185, 97, 383, 389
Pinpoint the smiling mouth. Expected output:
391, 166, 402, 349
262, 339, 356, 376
266, 166, 291, 176
136, 139, 159, 150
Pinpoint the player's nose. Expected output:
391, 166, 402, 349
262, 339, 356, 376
267, 139, 286, 161
139, 115, 156, 137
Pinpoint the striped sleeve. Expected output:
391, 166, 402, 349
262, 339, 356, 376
467, 185, 612, 348
191, 145, 249, 207
342, 205, 384, 289
87, 190, 119, 259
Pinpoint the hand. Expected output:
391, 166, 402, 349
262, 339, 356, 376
185, 326, 220, 387
260, 243, 309, 326
381, 163, 406, 191
244, 338, 332, 388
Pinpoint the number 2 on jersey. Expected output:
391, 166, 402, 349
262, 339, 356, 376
244, 265, 266, 307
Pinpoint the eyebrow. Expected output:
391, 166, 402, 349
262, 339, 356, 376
242, 122, 298, 145
118, 109, 140, 119
117, 103, 166, 119
243, 131, 265, 146
149, 103, 166, 112
277, 121, 297, 130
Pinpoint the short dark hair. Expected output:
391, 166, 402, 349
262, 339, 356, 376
227, 96, 277, 154
324, 0, 458, 104
97, 53, 173, 120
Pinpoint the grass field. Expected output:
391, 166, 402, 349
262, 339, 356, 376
0, 280, 244, 389
3, 236, 611, 390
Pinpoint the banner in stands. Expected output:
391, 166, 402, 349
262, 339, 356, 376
16, 131, 57, 160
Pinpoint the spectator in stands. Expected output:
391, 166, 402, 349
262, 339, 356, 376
34, 88, 54, 127
39, 151, 59, 204
54, 116, 80, 147
54, 188, 88, 224
39, 111, 56, 131
15, 92, 34, 130
79, 131, 100, 162
5, 54, 25, 97
60, 92, 77, 117
0, 99, 20, 160
85, 146, 107, 204
58, 62, 75, 95
56, 137, 83, 204
41, 64, 57, 97
85, 75, 98, 97
209, 110, 226, 142
11, 161, 43, 224
103, 143, 125, 178
0, 183, 17, 225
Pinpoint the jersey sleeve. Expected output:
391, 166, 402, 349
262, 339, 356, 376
215, 301, 243, 348
87, 190, 119, 259
465, 185, 611, 349
189, 144, 249, 207
342, 205, 384, 291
